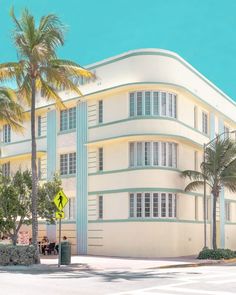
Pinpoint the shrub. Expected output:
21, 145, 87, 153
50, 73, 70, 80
0, 245, 37, 266
198, 248, 236, 260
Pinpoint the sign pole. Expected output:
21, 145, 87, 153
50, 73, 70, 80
58, 217, 62, 268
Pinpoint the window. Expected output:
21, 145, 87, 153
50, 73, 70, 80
98, 195, 103, 219
225, 201, 230, 221
37, 116, 42, 137
129, 141, 177, 168
60, 153, 76, 175
98, 100, 103, 123
98, 147, 103, 171
68, 198, 76, 219
224, 125, 230, 139
194, 106, 198, 129
129, 192, 177, 219
195, 196, 198, 220
60, 107, 76, 131
202, 112, 208, 135
194, 151, 198, 171
129, 91, 177, 118
3, 125, 11, 143
2, 162, 10, 177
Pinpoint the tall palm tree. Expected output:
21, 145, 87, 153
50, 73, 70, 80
0, 87, 24, 129
182, 138, 236, 250
0, 8, 93, 261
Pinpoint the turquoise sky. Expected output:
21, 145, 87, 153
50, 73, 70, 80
1, 0, 236, 99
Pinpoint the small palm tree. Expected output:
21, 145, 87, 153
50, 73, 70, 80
0, 87, 24, 129
0, 8, 93, 261
182, 138, 236, 250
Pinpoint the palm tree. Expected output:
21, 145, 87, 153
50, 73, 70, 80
182, 138, 236, 250
0, 8, 93, 261
0, 87, 24, 129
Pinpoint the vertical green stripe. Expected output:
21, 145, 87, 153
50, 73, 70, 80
47, 110, 57, 180
76, 102, 88, 254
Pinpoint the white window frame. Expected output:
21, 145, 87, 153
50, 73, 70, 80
2, 162, 10, 177
60, 107, 76, 131
202, 111, 208, 135
129, 91, 177, 119
60, 152, 76, 176
3, 125, 11, 143
129, 192, 177, 219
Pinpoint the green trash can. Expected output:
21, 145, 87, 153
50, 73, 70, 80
60, 241, 71, 265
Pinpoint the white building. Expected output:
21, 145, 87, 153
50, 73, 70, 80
1, 49, 236, 257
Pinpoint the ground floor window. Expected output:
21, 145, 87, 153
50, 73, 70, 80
129, 192, 176, 218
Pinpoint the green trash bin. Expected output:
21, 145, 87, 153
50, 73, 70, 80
60, 241, 71, 265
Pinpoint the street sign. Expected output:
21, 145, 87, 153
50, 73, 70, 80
55, 211, 65, 219
54, 190, 68, 211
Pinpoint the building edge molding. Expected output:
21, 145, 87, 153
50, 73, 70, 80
76, 101, 88, 254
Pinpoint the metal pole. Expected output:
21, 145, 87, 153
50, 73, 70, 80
58, 218, 62, 267
203, 143, 207, 249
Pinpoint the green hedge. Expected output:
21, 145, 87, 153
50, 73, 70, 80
0, 245, 37, 266
198, 248, 236, 260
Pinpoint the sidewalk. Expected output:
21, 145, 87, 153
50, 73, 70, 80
0, 255, 230, 272
40, 255, 221, 271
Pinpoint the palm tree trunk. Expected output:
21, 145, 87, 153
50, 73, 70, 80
31, 77, 39, 263
212, 193, 217, 250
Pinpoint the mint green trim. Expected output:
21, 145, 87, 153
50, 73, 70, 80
0, 136, 46, 147
88, 133, 203, 148
89, 116, 209, 138
88, 187, 209, 197
58, 128, 76, 135
76, 101, 88, 255
61, 220, 76, 224
87, 50, 236, 109
225, 222, 236, 225
89, 218, 209, 224
60, 174, 76, 179
89, 166, 180, 176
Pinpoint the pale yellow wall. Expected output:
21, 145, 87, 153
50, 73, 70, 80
87, 222, 210, 257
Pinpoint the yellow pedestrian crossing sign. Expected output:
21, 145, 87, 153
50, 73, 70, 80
54, 190, 68, 211
55, 211, 65, 219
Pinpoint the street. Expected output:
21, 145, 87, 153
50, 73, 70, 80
1, 263, 236, 295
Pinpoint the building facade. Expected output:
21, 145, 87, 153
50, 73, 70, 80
1, 49, 236, 257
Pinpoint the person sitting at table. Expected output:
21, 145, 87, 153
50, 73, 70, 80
41, 236, 50, 255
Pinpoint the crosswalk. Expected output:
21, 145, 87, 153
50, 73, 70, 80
110, 266, 236, 295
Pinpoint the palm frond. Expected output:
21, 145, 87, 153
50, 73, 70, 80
182, 170, 204, 181
184, 181, 204, 192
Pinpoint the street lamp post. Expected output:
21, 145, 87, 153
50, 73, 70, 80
203, 129, 236, 249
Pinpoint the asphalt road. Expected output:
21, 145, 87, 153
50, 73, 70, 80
1, 264, 236, 295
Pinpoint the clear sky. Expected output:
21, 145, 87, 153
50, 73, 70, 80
1, 0, 236, 99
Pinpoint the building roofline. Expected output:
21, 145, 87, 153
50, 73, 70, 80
85, 48, 236, 107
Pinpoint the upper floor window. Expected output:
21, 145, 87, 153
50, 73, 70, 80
224, 125, 230, 139
38, 116, 42, 137
194, 106, 198, 129
98, 195, 103, 219
38, 158, 41, 180
60, 107, 76, 131
98, 100, 103, 123
129, 141, 177, 168
3, 124, 11, 143
130, 192, 176, 219
65, 198, 76, 220
129, 91, 177, 118
60, 152, 76, 175
202, 111, 208, 135
2, 162, 10, 177
225, 201, 230, 221
98, 147, 103, 171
